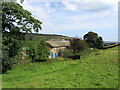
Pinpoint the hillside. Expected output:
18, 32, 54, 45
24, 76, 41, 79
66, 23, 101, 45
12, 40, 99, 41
25, 33, 73, 41
2, 46, 118, 88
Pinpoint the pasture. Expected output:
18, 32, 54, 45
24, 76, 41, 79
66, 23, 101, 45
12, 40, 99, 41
2, 46, 118, 88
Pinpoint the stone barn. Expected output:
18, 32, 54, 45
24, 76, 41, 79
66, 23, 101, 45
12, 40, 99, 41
46, 39, 70, 58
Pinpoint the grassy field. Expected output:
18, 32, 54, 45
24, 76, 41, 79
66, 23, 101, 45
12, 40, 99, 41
2, 46, 118, 88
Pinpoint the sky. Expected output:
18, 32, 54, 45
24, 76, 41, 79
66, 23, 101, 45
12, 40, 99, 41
18, 0, 119, 41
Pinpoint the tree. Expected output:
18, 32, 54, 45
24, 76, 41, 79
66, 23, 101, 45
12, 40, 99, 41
0, 0, 24, 3
36, 39, 50, 61
70, 38, 89, 53
83, 31, 104, 49
95, 36, 104, 49
67, 38, 89, 60
28, 39, 50, 62
2, 2, 42, 73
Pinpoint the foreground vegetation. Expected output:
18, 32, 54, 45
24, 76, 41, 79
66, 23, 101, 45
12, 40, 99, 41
2, 46, 118, 88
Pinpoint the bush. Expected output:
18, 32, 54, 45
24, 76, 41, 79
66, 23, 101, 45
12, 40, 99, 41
61, 49, 73, 58
61, 48, 92, 60
61, 38, 91, 60
68, 54, 81, 60
27, 39, 50, 62
78, 48, 92, 58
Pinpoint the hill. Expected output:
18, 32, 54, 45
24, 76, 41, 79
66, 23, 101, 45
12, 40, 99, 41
25, 33, 74, 41
2, 46, 118, 88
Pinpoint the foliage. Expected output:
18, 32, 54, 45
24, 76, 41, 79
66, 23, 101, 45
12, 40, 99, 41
61, 38, 90, 60
2, 2, 42, 73
2, 33, 25, 58
78, 48, 92, 58
60, 49, 73, 58
2, 46, 118, 88
2, 2, 42, 33
25, 41, 36, 61
61, 39, 91, 60
68, 53, 81, 60
2, 47, 13, 73
26, 39, 50, 62
83, 31, 104, 49
0, 0, 25, 3
36, 39, 50, 61
70, 38, 89, 53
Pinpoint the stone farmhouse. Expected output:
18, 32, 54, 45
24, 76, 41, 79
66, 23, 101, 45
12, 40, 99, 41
46, 39, 70, 58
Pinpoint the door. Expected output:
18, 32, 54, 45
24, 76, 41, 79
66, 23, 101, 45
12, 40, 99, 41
53, 53, 56, 58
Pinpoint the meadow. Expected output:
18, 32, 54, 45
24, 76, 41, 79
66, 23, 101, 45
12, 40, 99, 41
2, 46, 118, 88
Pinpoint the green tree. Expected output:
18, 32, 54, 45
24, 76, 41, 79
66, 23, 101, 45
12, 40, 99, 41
95, 36, 104, 49
70, 38, 89, 53
36, 39, 50, 61
83, 31, 104, 49
28, 40, 50, 62
2, 2, 42, 73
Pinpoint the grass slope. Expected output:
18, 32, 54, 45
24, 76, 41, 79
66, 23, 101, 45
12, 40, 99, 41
25, 33, 72, 41
2, 47, 118, 88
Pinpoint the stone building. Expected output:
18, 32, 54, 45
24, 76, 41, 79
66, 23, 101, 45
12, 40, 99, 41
46, 39, 70, 58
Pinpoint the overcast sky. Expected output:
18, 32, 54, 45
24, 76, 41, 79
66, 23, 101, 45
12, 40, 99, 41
18, 0, 118, 41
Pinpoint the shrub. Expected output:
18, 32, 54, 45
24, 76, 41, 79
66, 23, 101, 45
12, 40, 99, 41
78, 48, 92, 58
68, 54, 81, 60
60, 49, 73, 58
61, 48, 92, 60
27, 39, 50, 62
62, 38, 90, 60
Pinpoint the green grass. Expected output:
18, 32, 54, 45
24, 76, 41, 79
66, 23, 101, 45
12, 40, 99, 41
2, 47, 118, 88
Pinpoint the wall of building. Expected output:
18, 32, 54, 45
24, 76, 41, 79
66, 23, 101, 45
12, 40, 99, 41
49, 47, 66, 58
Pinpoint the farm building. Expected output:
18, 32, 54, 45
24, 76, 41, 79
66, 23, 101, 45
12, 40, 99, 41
46, 39, 70, 58
22, 39, 70, 59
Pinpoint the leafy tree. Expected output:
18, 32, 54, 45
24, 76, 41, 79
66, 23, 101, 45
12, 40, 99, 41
63, 38, 89, 60
95, 36, 104, 49
28, 40, 50, 62
26, 41, 37, 60
36, 39, 50, 61
70, 38, 89, 53
2, 2, 42, 73
0, 0, 24, 3
83, 31, 104, 49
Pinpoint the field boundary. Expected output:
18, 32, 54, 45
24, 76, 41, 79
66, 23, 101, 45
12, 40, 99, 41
103, 43, 120, 49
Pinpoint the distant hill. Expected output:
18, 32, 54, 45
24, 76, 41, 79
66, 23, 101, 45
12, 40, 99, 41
25, 33, 74, 41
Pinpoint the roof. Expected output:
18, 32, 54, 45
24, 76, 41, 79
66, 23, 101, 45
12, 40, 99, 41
46, 41, 70, 48
50, 39, 66, 41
